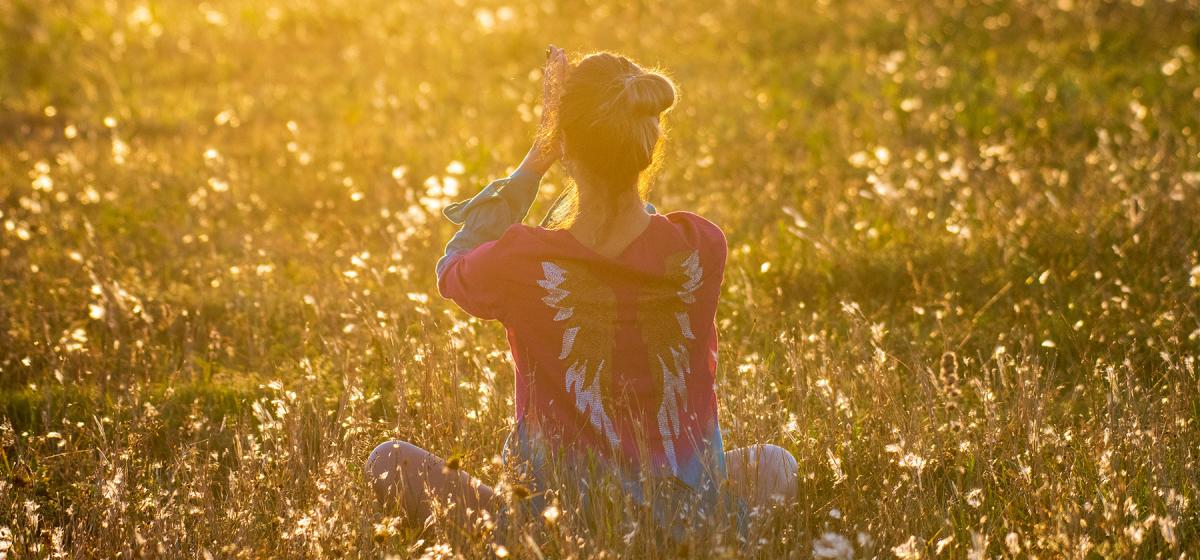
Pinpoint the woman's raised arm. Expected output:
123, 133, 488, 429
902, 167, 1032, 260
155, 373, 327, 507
434, 46, 568, 278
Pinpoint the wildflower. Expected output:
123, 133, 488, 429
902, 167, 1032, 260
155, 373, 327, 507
848, 151, 870, 168
1124, 523, 1145, 544
32, 172, 53, 192
112, 136, 130, 165
1157, 515, 1178, 547
812, 532, 854, 559
0, 421, 14, 447
965, 488, 983, 508
939, 352, 958, 384
899, 453, 927, 473
967, 532, 988, 560
373, 516, 401, 543
935, 535, 953, 554
420, 543, 454, 560
1004, 532, 1021, 554
892, 535, 921, 559
0, 526, 12, 557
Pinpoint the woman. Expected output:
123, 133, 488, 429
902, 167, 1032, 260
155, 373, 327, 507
366, 46, 797, 540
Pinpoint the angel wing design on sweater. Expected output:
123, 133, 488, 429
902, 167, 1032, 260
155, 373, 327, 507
638, 249, 704, 474
538, 261, 621, 448
538, 250, 705, 471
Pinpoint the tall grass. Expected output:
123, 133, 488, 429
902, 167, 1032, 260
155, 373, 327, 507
2, 0, 1198, 557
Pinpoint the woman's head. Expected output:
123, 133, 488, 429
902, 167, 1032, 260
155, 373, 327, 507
544, 52, 677, 231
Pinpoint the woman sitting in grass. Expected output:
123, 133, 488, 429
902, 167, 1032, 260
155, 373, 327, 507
366, 45, 798, 541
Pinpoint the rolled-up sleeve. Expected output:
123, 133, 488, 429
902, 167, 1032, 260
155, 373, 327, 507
434, 169, 541, 319
436, 169, 540, 278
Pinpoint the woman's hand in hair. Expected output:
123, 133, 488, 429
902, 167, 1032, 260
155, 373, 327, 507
520, 44, 569, 176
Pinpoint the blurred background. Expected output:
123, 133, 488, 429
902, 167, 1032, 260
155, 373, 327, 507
1, 0, 1198, 557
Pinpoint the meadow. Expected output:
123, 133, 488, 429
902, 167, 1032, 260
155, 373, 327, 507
2, 0, 1199, 557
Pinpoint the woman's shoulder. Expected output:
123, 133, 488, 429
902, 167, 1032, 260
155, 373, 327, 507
659, 210, 728, 256
488, 223, 573, 260
499, 222, 563, 246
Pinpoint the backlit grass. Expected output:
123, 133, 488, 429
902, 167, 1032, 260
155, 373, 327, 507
2, 0, 1198, 557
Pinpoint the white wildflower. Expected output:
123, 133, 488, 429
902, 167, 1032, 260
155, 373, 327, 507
812, 531, 854, 559
892, 535, 921, 559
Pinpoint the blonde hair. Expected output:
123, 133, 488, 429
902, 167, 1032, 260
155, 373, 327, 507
541, 52, 677, 235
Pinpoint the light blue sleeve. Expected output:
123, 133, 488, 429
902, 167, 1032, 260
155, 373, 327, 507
435, 168, 542, 279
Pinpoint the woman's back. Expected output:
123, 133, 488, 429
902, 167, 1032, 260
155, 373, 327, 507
438, 210, 730, 490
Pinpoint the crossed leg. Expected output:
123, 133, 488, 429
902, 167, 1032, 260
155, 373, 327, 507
365, 440, 798, 522
723, 444, 799, 509
365, 440, 496, 524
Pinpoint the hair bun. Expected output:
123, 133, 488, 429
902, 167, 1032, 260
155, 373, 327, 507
623, 73, 676, 117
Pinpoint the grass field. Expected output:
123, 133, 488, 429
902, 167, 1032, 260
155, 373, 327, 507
2, 0, 1199, 557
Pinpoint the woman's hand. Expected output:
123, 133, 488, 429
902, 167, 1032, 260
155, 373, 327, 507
518, 44, 569, 177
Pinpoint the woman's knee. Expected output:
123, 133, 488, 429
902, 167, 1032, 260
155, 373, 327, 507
756, 444, 798, 501
754, 444, 797, 469
732, 443, 798, 505
366, 440, 419, 501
